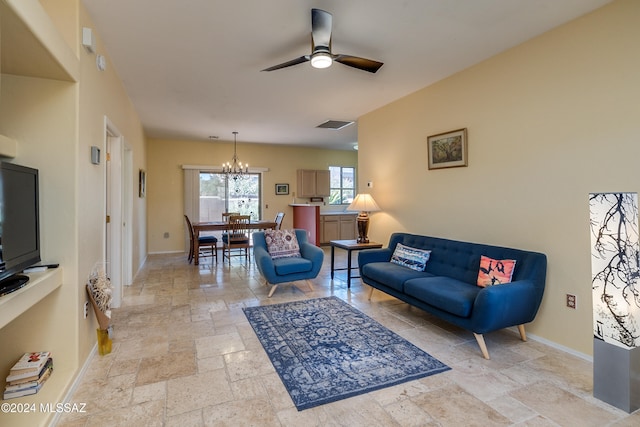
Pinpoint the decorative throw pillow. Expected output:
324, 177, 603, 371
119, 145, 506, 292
477, 255, 516, 287
265, 229, 301, 259
390, 243, 431, 271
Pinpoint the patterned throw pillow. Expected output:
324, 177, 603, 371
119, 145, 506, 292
390, 243, 431, 271
265, 229, 301, 259
477, 255, 516, 287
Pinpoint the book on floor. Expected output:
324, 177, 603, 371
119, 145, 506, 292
5, 359, 53, 389
3, 358, 53, 400
6, 351, 51, 383
3, 381, 45, 399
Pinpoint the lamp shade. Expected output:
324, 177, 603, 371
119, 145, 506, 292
347, 194, 381, 213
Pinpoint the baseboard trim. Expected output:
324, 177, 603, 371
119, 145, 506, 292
526, 332, 592, 362
49, 343, 98, 426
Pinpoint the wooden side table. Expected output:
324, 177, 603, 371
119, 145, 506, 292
330, 240, 383, 288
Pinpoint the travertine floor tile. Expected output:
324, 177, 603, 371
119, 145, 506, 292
412, 383, 512, 426
55, 252, 640, 426
510, 381, 619, 426
166, 369, 234, 417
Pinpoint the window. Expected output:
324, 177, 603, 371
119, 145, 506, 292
199, 172, 261, 222
329, 166, 355, 205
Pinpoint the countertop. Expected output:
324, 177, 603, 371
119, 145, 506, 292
288, 204, 357, 215
320, 211, 357, 216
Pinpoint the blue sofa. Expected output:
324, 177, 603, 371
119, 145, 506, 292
358, 233, 547, 359
253, 229, 324, 297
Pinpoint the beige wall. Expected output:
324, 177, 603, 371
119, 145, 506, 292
147, 138, 357, 253
0, 2, 145, 423
358, 0, 640, 356
77, 4, 147, 360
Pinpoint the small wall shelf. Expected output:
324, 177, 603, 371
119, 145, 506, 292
0, 268, 63, 330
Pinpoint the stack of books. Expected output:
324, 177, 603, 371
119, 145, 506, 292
3, 352, 53, 400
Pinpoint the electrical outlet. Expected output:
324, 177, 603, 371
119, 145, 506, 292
566, 294, 576, 309
84, 301, 89, 319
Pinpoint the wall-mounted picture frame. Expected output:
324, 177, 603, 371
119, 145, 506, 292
138, 169, 146, 198
427, 128, 468, 170
275, 183, 289, 195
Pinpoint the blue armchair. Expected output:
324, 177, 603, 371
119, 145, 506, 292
253, 229, 324, 297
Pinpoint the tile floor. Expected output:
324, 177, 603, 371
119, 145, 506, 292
57, 249, 640, 426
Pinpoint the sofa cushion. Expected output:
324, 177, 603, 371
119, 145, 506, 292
273, 257, 312, 275
265, 229, 301, 259
390, 243, 431, 271
477, 255, 516, 287
362, 262, 433, 292
405, 277, 481, 318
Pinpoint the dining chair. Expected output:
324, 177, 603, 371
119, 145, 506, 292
222, 212, 240, 222
184, 215, 218, 263
274, 212, 285, 230
223, 215, 251, 264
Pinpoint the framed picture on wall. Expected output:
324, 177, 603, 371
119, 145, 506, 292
139, 169, 146, 198
427, 128, 468, 170
275, 183, 289, 195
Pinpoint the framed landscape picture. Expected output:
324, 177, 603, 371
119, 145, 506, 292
275, 183, 289, 195
427, 128, 468, 170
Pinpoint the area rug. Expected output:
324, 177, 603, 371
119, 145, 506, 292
242, 296, 450, 410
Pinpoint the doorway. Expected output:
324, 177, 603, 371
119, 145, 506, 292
105, 118, 133, 308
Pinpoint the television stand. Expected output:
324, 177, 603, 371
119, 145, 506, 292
0, 274, 30, 297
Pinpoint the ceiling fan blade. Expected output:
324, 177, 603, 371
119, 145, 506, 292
334, 55, 384, 73
261, 56, 310, 72
311, 8, 332, 48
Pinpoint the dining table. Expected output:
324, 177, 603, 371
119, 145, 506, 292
191, 220, 277, 265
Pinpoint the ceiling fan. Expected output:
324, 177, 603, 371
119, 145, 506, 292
261, 8, 384, 74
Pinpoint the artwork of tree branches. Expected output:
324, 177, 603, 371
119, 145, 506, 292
427, 128, 467, 169
590, 192, 640, 349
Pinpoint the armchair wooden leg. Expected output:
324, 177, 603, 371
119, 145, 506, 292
474, 333, 491, 360
268, 284, 278, 298
305, 280, 314, 292
517, 324, 527, 342
368, 286, 375, 301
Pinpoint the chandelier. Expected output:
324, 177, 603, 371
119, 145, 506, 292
222, 131, 248, 180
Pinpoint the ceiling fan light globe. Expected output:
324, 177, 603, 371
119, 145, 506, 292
311, 53, 333, 69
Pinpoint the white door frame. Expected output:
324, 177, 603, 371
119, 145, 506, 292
105, 117, 133, 308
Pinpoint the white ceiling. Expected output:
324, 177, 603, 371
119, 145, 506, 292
82, 0, 610, 150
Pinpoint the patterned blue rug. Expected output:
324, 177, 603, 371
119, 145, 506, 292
243, 296, 450, 410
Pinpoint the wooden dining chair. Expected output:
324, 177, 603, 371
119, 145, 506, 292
274, 212, 285, 230
222, 212, 240, 222
223, 215, 251, 264
184, 215, 218, 263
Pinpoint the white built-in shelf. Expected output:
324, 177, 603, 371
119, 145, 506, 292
0, 268, 63, 330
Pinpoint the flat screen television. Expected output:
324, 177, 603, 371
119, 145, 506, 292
0, 162, 41, 296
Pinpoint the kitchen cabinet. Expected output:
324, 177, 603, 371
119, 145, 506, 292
320, 214, 357, 244
297, 169, 330, 198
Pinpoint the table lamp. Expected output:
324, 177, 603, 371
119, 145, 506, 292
347, 194, 381, 243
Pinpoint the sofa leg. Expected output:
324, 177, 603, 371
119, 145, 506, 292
368, 286, 375, 301
517, 324, 527, 342
268, 284, 278, 298
474, 333, 490, 360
